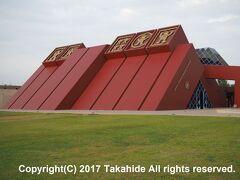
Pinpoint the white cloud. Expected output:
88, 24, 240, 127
177, 0, 209, 7
117, 7, 139, 22
120, 8, 133, 17
207, 15, 239, 23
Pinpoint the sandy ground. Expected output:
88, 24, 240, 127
0, 108, 240, 117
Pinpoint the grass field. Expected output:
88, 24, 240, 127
0, 111, 239, 179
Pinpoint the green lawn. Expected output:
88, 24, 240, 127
0, 111, 239, 179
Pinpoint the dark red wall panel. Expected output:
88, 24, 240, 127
39, 45, 108, 110
157, 45, 204, 110
72, 57, 125, 110
235, 80, 240, 107
115, 52, 171, 110
4, 65, 45, 109
204, 65, 240, 107
92, 55, 147, 110
204, 65, 240, 80
23, 48, 88, 110
11, 66, 57, 109
141, 44, 203, 110
201, 77, 225, 107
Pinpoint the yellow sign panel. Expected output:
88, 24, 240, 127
47, 48, 64, 62
131, 32, 152, 48
111, 37, 131, 52
107, 35, 133, 53
150, 28, 176, 47
155, 30, 175, 45
61, 47, 74, 59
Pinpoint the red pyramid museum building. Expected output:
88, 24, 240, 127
4, 25, 240, 110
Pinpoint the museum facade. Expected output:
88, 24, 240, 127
4, 25, 240, 110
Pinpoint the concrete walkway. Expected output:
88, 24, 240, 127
1, 108, 240, 117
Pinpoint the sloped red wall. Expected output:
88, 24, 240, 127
11, 66, 57, 109
40, 45, 108, 110
3, 65, 45, 109
24, 47, 88, 110
92, 55, 148, 110
115, 52, 171, 110
141, 44, 203, 110
72, 57, 126, 110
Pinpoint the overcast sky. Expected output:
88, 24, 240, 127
0, 0, 239, 85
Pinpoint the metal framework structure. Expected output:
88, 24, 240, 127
188, 81, 212, 109
196, 48, 227, 65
